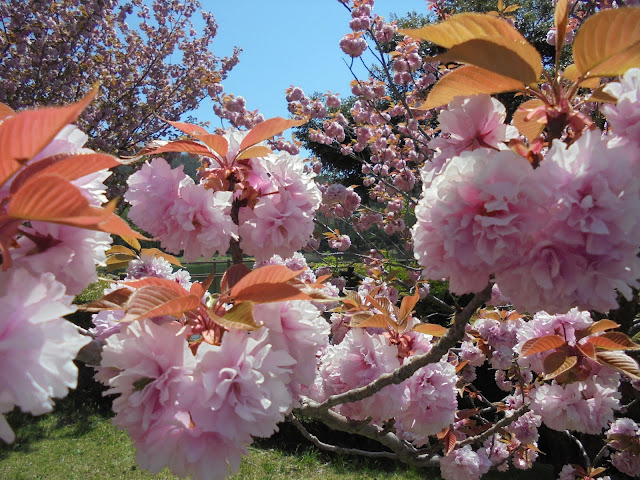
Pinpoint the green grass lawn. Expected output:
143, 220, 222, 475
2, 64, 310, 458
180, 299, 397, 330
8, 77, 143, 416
0, 397, 556, 480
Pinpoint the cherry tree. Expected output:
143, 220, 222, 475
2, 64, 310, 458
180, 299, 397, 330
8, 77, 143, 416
1, 1, 640, 480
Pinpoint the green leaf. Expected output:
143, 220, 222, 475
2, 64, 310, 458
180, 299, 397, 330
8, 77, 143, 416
216, 301, 260, 330
573, 7, 640, 77
419, 65, 525, 110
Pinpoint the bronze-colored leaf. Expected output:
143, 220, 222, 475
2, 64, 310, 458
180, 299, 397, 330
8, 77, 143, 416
164, 119, 210, 136
239, 117, 307, 152
512, 99, 546, 142
230, 265, 304, 297
0, 86, 98, 187
399, 13, 528, 49
588, 332, 640, 351
543, 352, 577, 380
120, 235, 142, 251
586, 319, 620, 335
587, 84, 619, 104
596, 351, 640, 380
0, 103, 15, 121
353, 313, 390, 329
434, 38, 541, 84
232, 283, 312, 304
573, 8, 640, 77
220, 263, 251, 292
194, 134, 229, 159
123, 286, 201, 322
140, 248, 182, 266
519, 334, 566, 357
413, 323, 448, 337
554, 0, 569, 54
83, 288, 133, 311
138, 139, 213, 157
418, 65, 525, 110
236, 145, 273, 160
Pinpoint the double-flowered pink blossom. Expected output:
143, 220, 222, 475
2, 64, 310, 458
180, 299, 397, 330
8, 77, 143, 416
530, 372, 621, 434
603, 68, 640, 149
439, 445, 492, 480
0, 268, 90, 443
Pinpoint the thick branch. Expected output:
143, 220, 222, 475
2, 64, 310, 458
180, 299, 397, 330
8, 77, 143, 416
301, 284, 492, 413
288, 413, 397, 460
295, 407, 439, 469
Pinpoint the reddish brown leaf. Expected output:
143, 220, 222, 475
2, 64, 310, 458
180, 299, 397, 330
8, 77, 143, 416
38, 153, 120, 182
456, 360, 469, 374
413, 323, 448, 337
239, 117, 307, 152
587, 332, 640, 351
0, 86, 98, 186
232, 283, 312, 304
398, 290, 420, 322
123, 286, 201, 322
444, 430, 457, 455
82, 288, 133, 311
578, 341, 597, 361
543, 352, 577, 380
520, 335, 566, 357
230, 265, 304, 297
164, 119, 209, 136
554, 0, 569, 54
107, 245, 137, 256
596, 351, 640, 380
138, 140, 213, 157
194, 134, 229, 159
95, 213, 149, 240
221, 263, 251, 292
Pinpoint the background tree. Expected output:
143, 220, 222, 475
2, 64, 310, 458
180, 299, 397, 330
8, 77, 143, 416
0, 0, 239, 155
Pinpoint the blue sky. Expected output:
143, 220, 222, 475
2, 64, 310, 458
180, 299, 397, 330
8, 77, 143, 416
191, 0, 430, 125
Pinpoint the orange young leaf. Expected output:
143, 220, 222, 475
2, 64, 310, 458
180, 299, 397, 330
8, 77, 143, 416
519, 334, 566, 357
596, 351, 640, 380
398, 290, 421, 323
239, 117, 307, 152
351, 313, 390, 329
399, 13, 529, 49
0, 103, 15, 121
434, 38, 542, 85
418, 65, 525, 110
443, 430, 457, 455
586, 319, 620, 335
122, 276, 190, 295
236, 145, 273, 160
455, 360, 469, 374
554, 0, 569, 54
194, 134, 229, 159
587, 332, 640, 351
573, 7, 640, 77
230, 265, 304, 297
123, 286, 202, 322
36, 153, 120, 182
543, 352, 577, 380
513, 99, 546, 142
140, 248, 182, 266
232, 283, 312, 304
107, 245, 137, 257
164, 119, 210, 136
138, 140, 214, 157
95, 213, 149, 240
106, 260, 131, 272
578, 341, 597, 361
120, 235, 142, 251
216, 301, 260, 330
413, 323, 448, 337
0, 86, 98, 187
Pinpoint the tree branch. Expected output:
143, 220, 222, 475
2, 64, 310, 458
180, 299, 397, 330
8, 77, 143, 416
300, 283, 492, 413
456, 404, 530, 448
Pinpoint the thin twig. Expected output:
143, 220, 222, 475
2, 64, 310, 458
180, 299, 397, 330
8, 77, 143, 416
564, 430, 591, 469
456, 404, 530, 448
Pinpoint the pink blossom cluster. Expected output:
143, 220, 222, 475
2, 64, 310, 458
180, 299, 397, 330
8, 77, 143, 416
329, 234, 352, 251
439, 444, 492, 480
413, 92, 640, 313
529, 372, 621, 434
0, 268, 90, 443
605, 417, 640, 477
126, 157, 236, 262
318, 183, 362, 218
98, 295, 328, 479
603, 68, 640, 149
